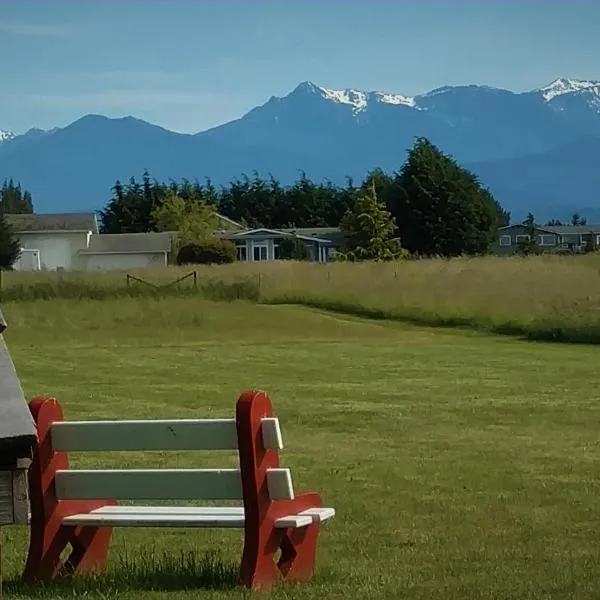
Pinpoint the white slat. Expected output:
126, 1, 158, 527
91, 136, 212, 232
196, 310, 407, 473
50, 417, 284, 452
266, 468, 295, 501
274, 515, 313, 528
300, 507, 336, 523
51, 419, 237, 452
274, 507, 336, 529
55, 469, 243, 501
260, 418, 284, 450
92, 506, 244, 515
63, 512, 245, 528
55, 468, 295, 501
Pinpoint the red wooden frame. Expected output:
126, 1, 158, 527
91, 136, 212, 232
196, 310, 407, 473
23, 390, 327, 590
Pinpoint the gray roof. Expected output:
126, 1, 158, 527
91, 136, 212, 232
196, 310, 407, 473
544, 225, 600, 234
281, 227, 345, 244
79, 231, 174, 255
6, 213, 99, 233
501, 223, 600, 235
0, 309, 36, 464
220, 228, 336, 244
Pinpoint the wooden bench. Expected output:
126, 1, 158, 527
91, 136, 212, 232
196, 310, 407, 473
24, 390, 335, 590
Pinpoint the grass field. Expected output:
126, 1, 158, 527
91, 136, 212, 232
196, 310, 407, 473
1, 296, 600, 599
2, 253, 600, 343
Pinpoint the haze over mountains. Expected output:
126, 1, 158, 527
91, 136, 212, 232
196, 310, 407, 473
1, 77, 600, 222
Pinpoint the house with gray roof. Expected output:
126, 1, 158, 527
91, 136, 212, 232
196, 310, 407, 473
7, 213, 99, 271
220, 226, 343, 262
79, 231, 175, 270
496, 223, 600, 254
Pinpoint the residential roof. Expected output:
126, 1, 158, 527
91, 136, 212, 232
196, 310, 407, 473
220, 228, 335, 244
500, 223, 600, 235
79, 231, 174, 255
544, 225, 600, 234
282, 227, 346, 244
216, 213, 245, 231
0, 309, 36, 464
6, 213, 99, 233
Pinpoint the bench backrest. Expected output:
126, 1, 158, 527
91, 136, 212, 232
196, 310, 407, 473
36, 403, 295, 503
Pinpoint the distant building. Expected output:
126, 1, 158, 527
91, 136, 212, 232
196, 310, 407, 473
7, 212, 345, 271
496, 224, 600, 254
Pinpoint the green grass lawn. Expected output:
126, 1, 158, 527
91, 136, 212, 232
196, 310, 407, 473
2, 298, 600, 599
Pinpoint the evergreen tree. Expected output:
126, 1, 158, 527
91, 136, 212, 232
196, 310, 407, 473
518, 212, 541, 255
0, 212, 21, 269
0, 179, 34, 213
571, 213, 587, 226
340, 180, 406, 261
392, 137, 507, 256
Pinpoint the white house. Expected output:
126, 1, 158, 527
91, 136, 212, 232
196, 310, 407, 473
8, 213, 98, 271
79, 232, 174, 270
7, 213, 174, 272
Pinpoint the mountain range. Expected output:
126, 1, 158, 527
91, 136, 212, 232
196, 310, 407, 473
1, 77, 600, 222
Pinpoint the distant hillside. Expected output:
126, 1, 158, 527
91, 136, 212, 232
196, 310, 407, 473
1, 77, 600, 222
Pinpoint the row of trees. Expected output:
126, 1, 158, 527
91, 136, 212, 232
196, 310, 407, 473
0, 136, 520, 267
101, 137, 510, 259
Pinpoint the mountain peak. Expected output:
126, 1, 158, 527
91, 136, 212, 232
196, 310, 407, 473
288, 81, 415, 111
539, 77, 600, 101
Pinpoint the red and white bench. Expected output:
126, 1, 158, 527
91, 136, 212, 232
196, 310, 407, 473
23, 390, 335, 590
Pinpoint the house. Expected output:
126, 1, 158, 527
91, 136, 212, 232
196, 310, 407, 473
8, 213, 98, 271
78, 231, 175, 270
6, 210, 344, 270
220, 227, 342, 262
496, 223, 600, 254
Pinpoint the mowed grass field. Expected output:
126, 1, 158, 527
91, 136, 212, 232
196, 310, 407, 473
2, 297, 600, 599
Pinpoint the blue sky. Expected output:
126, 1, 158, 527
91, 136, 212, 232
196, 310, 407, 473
1, 0, 599, 134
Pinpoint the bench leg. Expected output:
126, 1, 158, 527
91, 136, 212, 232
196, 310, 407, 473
239, 493, 325, 590
63, 525, 114, 575
24, 520, 114, 581
278, 522, 321, 583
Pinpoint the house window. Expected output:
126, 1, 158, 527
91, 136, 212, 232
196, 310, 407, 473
236, 244, 247, 261
537, 235, 556, 246
515, 234, 530, 243
499, 235, 511, 247
252, 244, 268, 261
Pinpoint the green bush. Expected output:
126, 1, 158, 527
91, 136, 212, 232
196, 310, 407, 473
177, 239, 235, 265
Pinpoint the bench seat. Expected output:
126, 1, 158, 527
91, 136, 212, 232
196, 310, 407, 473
62, 506, 335, 529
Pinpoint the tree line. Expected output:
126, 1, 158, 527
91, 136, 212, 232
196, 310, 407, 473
101, 137, 510, 259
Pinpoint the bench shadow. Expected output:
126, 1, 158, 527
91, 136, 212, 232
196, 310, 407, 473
4, 549, 239, 597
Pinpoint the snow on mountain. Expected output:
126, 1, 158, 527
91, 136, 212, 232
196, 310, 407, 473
303, 81, 416, 112
0, 130, 15, 142
538, 77, 600, 102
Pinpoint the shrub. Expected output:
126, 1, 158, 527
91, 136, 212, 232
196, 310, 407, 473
177, 239, 235, 265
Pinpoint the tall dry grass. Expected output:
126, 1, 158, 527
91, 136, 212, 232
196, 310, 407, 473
2, 254, 600, 342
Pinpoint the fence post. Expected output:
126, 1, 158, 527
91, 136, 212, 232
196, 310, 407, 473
257, 272, 262, 292
193, 271, 197, 290
126, 274, 130, 289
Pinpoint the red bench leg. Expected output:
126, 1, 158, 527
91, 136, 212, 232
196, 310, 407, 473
236, 390, 328, 590
23, 396, 116, 582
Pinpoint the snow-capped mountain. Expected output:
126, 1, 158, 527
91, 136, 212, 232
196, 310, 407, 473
1, 77, 600, 220
0, 130, 15, 142
538, 77, 600, 103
